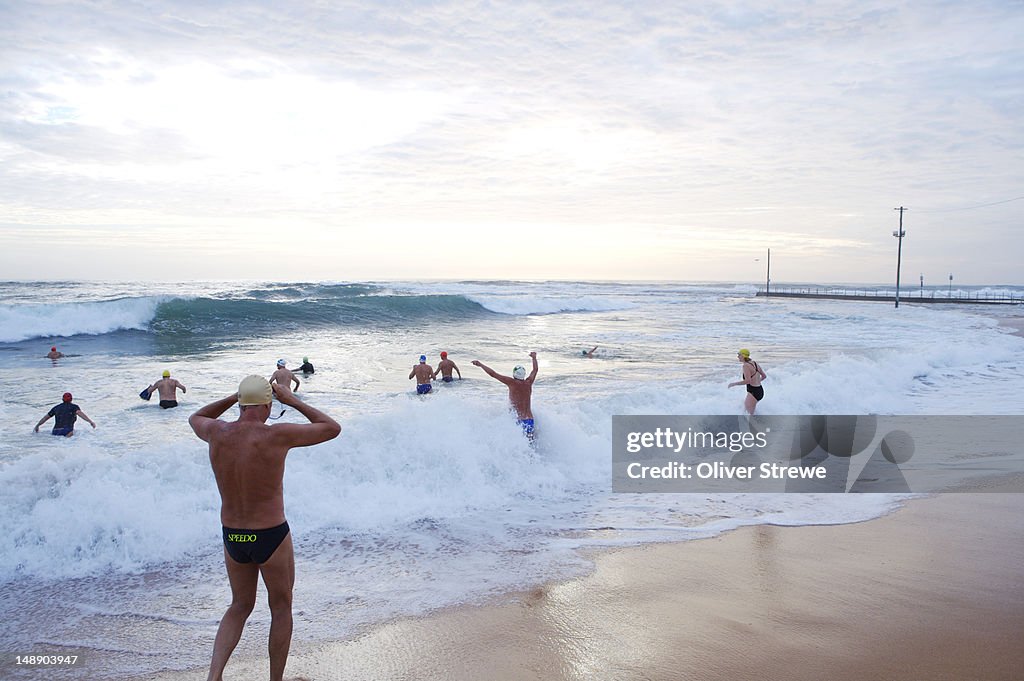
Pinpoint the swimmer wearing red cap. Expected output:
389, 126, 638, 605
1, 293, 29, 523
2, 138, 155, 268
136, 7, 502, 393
432, 351, 462, 383
46, 346, 65, 360
34, 392, 96, 437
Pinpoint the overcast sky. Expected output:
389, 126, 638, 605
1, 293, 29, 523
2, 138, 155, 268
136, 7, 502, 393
1, 1, 1021, 284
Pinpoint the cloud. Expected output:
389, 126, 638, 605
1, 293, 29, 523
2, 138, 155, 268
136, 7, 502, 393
0, 1, 1022, 282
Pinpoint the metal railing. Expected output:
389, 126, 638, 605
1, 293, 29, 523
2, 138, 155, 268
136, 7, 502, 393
757, 286, 1023, 304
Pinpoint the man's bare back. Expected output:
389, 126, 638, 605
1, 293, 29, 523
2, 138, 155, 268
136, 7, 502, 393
150, 377, 186, 402
434, 357, 461, 381
270, 365, 299, 392
472, 352, 539, 420
189, 378, 339, 681
410, 362, 434, 384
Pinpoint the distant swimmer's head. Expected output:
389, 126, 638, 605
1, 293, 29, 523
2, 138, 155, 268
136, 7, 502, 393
62, 392, 73, 402
238, 375, 272, 406
419, 355, 427, 363
738, 348, 750, 359
440, 351, 448, 359
277, 359, 286, 367
303, 357, 309, 363
51, 346, 57, 352
162, 369, 171, 378
512, 365, 527, 380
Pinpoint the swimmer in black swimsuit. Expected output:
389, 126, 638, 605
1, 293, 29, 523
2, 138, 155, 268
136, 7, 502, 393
34, 392, 97, 436
728, 348, 767, 415
147, 370, 186, 409
189, 377, 340, 681
433, 351, 462, 383
222, 521, 291, 564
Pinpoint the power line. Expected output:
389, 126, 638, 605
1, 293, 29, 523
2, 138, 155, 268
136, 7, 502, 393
916, 195, 1024, 214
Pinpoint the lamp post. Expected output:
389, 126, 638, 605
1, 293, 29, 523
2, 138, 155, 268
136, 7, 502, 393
766, 248, 771, 294
948, 273, 953, 296
893, 207, 907, 308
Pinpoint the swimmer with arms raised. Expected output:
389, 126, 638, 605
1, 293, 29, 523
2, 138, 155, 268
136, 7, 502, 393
472, 351, 539, 440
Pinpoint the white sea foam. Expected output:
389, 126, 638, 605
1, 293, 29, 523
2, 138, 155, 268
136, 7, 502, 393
466, 294, 635, 315
0, 297, 165, 342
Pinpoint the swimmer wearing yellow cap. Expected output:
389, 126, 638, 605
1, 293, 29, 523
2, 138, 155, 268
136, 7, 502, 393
187, 377, 340, 678
728, 349, 767, 415
146, 369, 187, 409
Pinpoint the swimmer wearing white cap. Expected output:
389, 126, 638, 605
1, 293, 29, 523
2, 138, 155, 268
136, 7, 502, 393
270, 359, 300, 393
471, 351, 539, 440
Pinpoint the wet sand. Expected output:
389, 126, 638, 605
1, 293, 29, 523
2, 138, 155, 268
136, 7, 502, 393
997, 315, 1024, 338
137, 481, 1024, 681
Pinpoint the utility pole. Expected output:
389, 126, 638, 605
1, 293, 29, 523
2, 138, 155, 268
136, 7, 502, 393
893, 207, 907, 308
766, 248, 771, 294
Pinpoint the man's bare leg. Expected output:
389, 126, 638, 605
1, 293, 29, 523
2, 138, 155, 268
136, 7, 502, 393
208, 549, 259, 681
259, 534, 295, 681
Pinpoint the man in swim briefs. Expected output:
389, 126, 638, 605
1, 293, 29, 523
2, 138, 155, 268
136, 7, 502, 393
34, 392, 96, 436
472, 351, 539, 440
146, 369, 187, 408
270, 359, 300, 392
433, 351, 461, 382
189, 376, 340, 681
410, 354, 434, 394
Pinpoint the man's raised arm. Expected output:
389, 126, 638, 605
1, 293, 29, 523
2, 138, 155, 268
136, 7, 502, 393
527, 352, 539, 382
271, 385, 341, 447
189, 393, 238, 442
472, 360, 512, 385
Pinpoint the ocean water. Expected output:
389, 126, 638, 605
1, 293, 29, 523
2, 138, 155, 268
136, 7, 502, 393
1, 280, 1023, 678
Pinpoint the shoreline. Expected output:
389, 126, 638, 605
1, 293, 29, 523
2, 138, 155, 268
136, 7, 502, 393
997, 314, 1024, 338
132, 483, 1024, 681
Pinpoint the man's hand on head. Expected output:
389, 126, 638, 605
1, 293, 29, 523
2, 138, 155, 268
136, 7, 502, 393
272, 383, 299, 406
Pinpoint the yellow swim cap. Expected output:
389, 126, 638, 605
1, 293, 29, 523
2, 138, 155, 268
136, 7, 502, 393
738, 349, 750, 358
238, 375, 272, 406
162, 369, 171, 377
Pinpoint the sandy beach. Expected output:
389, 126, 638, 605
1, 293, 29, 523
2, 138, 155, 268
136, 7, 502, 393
133, 478, 1024, 681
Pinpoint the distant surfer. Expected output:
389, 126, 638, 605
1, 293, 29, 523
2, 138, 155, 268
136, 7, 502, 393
144, 369, 187, 409
270, 359, 300, 392
472, 351, 539, 440
581, 346, 598, 358
296, 357, 315, 374
728, 348, 767, 415
34, 392, 96, 436
46, 346, 65, 360
433, 351, 462, 383
189, 377, 340, 681
410, 354, 434, 394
